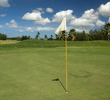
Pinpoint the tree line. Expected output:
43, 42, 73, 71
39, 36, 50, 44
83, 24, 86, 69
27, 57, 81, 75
56, 23, 110, 41
0, 23, 110, 41
0, 33, 7, 40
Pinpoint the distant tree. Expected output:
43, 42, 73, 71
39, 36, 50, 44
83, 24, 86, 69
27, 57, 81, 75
17, 37, 21, 41
48, 35, 53, 40
21, 35, 31, 41
35, 35, 38, 39
75, 31, 87, 41
55, 24, 110, 41
35, 32, 40, 39
103, 23, 110, 40
55, 31, 66, 41
55, 34, 59, 40
50, 35, 53, 39
103, 23, 110, 31
0, 33, 7, 40
89, 28, 108, 40
107, 26, 110, 40
60, 31, 66, 41
68, 29, 76, 41
44, 35, 48, 40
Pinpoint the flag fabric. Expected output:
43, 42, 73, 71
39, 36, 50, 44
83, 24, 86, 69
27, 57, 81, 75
55, 17, 66, 37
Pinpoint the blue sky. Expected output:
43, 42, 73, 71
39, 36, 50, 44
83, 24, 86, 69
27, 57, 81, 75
0, 0, 110, 38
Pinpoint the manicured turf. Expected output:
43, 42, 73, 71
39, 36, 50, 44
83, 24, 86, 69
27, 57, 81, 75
0, 46, 110, 100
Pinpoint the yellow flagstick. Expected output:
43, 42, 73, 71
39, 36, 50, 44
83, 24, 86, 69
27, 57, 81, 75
55, 17, 68, 93
65, 32, 69, 93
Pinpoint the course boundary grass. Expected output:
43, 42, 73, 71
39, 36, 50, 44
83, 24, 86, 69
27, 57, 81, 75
0, 39, 110, 49
0, 40, 19, 45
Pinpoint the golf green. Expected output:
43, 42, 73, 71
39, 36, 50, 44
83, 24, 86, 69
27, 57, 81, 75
0, 47, 110, 100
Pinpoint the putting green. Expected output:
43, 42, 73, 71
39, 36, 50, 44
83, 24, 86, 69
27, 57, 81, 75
0, 47, 110, 100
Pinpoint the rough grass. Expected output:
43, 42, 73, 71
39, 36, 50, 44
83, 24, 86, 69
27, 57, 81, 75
0, 39, 110, 49
0, 47, 110, 100
0, 40, 19, 45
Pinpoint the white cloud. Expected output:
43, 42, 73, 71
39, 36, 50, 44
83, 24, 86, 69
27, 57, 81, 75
75, 28, 89, 33
70, 9, 99, 28
52, 10, 75, 22
36, 8, 44, 14
96, 19, 105, 27
6, 19, 18, 28
18, 29, 24, 32
67, 26, 89, 33
22, 11, 41, 20
0, 25, 3, 28
0, 0, 10, 7
81, 9, 99, 20
0, 14, 6, 17
70, 18, 95, 27
34, 18, 51, 25
18, 26, 55, 32
98, 2, 110, 16
26, 27, 35, 32
22, 9, 51, 25
37, 8, 43, 11
46, 8, 54, 13
36, 27, 55, 31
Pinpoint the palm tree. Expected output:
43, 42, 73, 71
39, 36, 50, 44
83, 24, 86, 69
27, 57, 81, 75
60, 31, 66, 41
107, 26, 110, 40
103, 23, 110, 40
44, 35, 48, 40
50, 35, 53, 39
69, 29, 76, 41
35, 32, 40, 39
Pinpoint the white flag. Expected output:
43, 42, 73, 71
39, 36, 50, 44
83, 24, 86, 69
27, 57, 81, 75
55, 17, 66, 37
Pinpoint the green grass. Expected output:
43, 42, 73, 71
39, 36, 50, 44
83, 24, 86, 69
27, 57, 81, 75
0, 40, 19, 45
0, 46, 110, 100
0, 39, 110, 49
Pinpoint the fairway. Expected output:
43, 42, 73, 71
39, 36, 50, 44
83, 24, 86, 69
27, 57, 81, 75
0, 47, 110, 100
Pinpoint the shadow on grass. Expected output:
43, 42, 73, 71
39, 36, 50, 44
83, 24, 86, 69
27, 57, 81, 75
69, 71, 93, 78
52, 78, 67, 92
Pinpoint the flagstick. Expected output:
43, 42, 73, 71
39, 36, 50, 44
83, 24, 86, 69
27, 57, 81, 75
65, 32, 69, 93
55, 17, 68, 93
